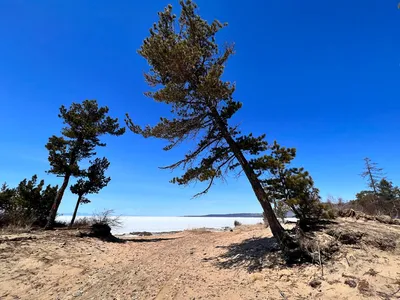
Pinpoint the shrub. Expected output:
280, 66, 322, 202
321, 206, 336, 219
0, 177, 58, 227
91, 210, 122, 228
233, 220, 242, 227
70, 217, 92, 228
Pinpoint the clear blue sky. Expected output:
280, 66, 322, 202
1, 0, 399, 216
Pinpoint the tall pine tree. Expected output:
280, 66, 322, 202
45, 100, 124, 229
361, 158, 384, 195
126, 0, 303, 251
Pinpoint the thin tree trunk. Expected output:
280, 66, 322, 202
45, 173, 71, 229
69, 194, 82, 227
45, 137, 82, 229
209, 107, 292, 247
367, 165, 378, 195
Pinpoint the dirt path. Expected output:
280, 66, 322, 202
1, 220, 400, 299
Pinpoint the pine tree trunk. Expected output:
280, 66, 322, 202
45, 173, 71, 229
367, 164, 378, 195
210, 107, 293, 247
69, 194, 82, 227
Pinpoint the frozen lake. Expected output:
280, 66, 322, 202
57, 216, 264, 234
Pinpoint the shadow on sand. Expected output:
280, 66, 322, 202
215, 220, 339, 272
214, 236, 283, 272
95, 235, 181, 243
119, 237, 180, 243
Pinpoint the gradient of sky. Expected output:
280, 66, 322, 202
1, 0, 399, 216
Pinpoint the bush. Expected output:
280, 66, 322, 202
91, 210, 122, 228
233, 220, 242, 227
90, 222, 112, 238
0, 177, 58, 228
53, 219, 67, 228
321, 206, 336, 219
70, 217, 92, 228
69, 211, 122, 229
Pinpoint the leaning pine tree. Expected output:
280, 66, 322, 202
45, 100, 125, 229
126, 0, 308, 256
69, 157, 111, 227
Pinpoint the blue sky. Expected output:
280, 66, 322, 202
1, 0, 399, 216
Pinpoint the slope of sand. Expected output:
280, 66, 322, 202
0, 218, 399, 300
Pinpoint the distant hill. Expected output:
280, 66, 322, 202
184, 211, 296, 218
184, 213, 263, 218
59, 212, 92, 216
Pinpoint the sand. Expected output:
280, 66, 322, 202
0, 218, 399, 300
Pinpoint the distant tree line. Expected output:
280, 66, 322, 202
333, 158, 400, 218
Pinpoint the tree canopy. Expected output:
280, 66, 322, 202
126, 1, 271, 197
45, 100, 125, 228
0, 176, 58, 227
69, 157, 111, 226
261, 142, 324, 222
125, 0, 321, 255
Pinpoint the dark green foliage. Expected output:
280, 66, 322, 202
45, 100, 125, 228
126, 0, 271, 196
0, 176, 58, 227
260, 142, 325, 222
125, 0, 245, 196
233, 220, 242, 227
70, 158, 111, 198
377, 178, 400, 201
126, 0, 309, 252
47, 100, 125, 177
69, 158, 111, 226
0, 183, 15, 212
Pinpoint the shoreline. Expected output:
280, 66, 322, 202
57, 215, 267, 235
115, 226, 235, 237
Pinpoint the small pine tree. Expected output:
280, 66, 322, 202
377, 178, 399, 201
261, 142, 324, 223
69, 157, 111, 227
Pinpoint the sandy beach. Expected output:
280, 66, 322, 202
1, 218, 399, 300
